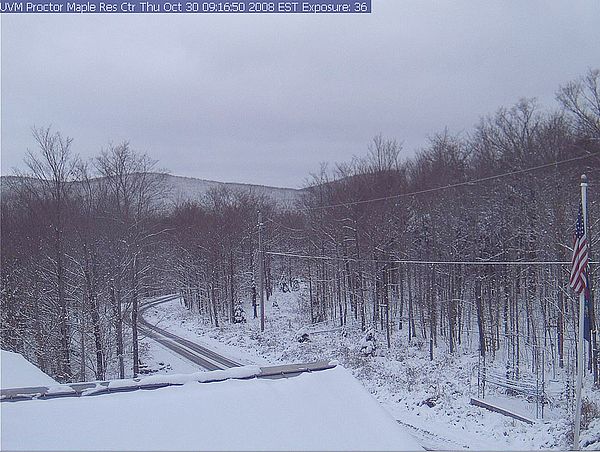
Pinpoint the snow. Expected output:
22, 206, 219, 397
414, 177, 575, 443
106, 365, 262, 389
46, 385, 76, 395
105, 378, 137, 390
1, 365, 423, 451
161, 174, 301, 208
581, 417, 600, 449
80, 383, 108, 396
139, 293, 599, 450
0, 350, 58, 388
140, 300, 264, 366
138, 336, 203, 375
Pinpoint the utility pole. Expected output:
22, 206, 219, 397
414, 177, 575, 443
258, 211, 265, 332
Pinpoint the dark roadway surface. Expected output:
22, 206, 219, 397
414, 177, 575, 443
137, 294, 242, 371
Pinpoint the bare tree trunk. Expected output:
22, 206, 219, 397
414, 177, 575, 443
399, 264, 405, 331
83, 246, 104, 380
475, 277, 486, 358
408, 266, 415, 342
131, 256, 140, 378
112, 284, 125, 379
229, 251, 235, 323
448, 267, 456, 354
251, 252, 258, 319
308, 260, 314, 323
428, 269, 434, 360
354, 231, 366, 331
90, 292, 104, 380
383, 264, 391, 348
56, 227, 71, 381
211, 278, 219, 328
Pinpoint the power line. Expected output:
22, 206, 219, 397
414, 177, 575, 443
265, 216, 305, 232
266, 250, 584, 266
302, 152, 598, 211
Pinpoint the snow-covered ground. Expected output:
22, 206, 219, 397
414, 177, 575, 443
1, 350, 59, 388
140, 291, 600, 450
1, 364, 422, 451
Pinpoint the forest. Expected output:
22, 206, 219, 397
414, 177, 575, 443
1, 68, 600, 385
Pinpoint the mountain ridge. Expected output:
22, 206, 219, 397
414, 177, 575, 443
0, 173, 304, 207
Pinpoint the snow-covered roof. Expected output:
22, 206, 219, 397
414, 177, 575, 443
1, 364, 422, 451
0, 350, 58, 389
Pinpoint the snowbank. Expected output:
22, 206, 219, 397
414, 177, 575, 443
103, 365, 263, 390
0, 350, 58, 388
1, 365, 422, 451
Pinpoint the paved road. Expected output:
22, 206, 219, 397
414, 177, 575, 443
138, 295, 242, 371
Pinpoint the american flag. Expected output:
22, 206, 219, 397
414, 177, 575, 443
570, 204, 589, 294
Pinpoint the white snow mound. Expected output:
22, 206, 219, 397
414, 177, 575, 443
1, 350, 58, 389
1, 365, 422, 451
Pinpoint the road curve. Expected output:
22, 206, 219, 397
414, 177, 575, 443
138, 294, 242, 371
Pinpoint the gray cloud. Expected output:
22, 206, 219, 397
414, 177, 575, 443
2, 0, 600, 187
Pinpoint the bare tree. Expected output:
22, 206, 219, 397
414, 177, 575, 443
21, 126, 79, 382
557, 68, 600, 139
96, 142, 165, 377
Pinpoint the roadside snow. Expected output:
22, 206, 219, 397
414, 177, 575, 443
45, 385, 76, 395
140, 292, 596, 450
2, 365, 423, 451
105, 365, 261, 390
0, 350, 58, 388
135, 365, 261, 386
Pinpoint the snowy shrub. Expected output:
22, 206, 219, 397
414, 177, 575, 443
359, 327, 377, 357
412, 338, 425, 350
419, 394, 439, 408
233, 304, 246, 324
581, 417, 600, 449
295, 328, 310, 343
582, 398, 600, 430
419, 384, 441, 407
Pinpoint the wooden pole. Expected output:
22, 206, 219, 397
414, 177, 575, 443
258, 211, 265, 332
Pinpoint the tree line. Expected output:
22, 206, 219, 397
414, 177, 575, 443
1, 69, 599, 383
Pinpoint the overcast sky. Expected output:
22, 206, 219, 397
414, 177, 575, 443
2, 0, 600, 188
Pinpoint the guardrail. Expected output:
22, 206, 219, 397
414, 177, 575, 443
1, 361, 337, 403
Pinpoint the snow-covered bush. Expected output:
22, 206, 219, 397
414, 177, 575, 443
295, 328, 310, 343
582, 398, 600, 430
581, 417, 600, 450
359, 327, 377, 357
233, 304, 246, 324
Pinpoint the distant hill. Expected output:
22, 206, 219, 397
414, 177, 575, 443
162, 174, 303, 207
0, 173, 304, 209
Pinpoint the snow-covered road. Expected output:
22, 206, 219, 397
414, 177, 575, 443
138, 295, 241, 371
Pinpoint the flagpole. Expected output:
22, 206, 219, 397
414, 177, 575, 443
574, 173, 588, 450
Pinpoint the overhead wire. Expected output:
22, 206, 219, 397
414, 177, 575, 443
265, 250, 590, 266
263, 152, 599, 265
300, 152, 598, 211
